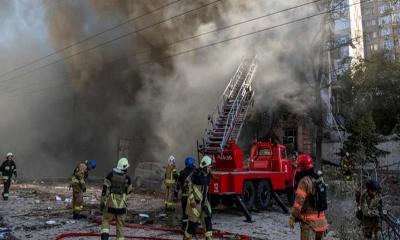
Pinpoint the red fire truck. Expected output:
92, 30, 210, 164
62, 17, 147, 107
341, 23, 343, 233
198, 57, 295, 220
208, 141, 295, 211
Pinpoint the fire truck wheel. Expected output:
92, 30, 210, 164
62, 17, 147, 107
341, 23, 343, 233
255, 180, 271, 210
241, 181, 255, 210
221, 195, 235, 207
209, 195, 220, 208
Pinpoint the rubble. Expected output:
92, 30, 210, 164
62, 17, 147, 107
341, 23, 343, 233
0, 181, 330, 240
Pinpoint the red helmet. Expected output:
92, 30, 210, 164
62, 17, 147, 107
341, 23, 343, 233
296, 154, 314, 171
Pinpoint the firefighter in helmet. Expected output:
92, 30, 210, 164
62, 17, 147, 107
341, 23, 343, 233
70, 159, 97, 219
0, 153, 17, 200
100, 157, 133, 240
289, 154, 328, 240
164, 155, 178, 210
359, 179, 383, 240
340, 152, 354, 180
175, 157, 196, 229
184, 155, 213, 240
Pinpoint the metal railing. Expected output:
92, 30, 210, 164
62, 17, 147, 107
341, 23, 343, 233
202, 56, 257, 153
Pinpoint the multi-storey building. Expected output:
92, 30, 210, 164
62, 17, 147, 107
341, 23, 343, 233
362, 0, 400, 60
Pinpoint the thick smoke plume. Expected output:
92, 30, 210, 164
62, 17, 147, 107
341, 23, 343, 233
0, 0, 325, 178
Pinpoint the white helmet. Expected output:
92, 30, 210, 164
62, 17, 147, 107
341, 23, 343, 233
117, 158, 130, 170
6, 153, 13, 158
168, 155, 175, 165
200, 155, 212, 168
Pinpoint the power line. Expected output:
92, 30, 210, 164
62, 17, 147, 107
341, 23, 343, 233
133, 0, 324, 57
136, 0, 368, 67
0, 0, 326, 87
0, 0, 222, 84
0, 0, 367, 100
0, 82, 69, 100
0, 0, 183, 79
0, 0, 325, 99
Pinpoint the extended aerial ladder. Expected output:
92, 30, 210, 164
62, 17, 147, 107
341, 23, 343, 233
199, 56, 257, 155
197, 56, 295, 222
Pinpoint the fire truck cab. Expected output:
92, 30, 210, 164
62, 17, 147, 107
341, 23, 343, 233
208, 141, 295, 210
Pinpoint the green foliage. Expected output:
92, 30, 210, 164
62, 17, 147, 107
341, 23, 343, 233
341, 112, 388, 166
340, 52, 400, 135
339, 52, 397, 165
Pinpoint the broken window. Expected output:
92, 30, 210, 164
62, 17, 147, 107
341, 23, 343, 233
283, 128, 298, 152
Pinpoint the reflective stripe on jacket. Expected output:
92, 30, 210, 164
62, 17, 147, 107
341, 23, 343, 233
71, 163, 87, 189
164, 165, 177, 186
101, 170, 133, 214
186, 169, 211, 223
290, 175, 328, 232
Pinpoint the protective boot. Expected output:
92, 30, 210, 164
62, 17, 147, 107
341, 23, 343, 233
2, 193, 8, 201
101, 233, 109, 240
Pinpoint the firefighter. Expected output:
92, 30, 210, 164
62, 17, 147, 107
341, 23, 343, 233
175, 157, 196, 229
164, 155, 178, 210
288, 154, 328, 240
184, 155, 213, 240
70, 159, 97, 219
359, 179, 383, 240
100, 157, 133, 240
340, 152, 354, 180
0, 153, 17, 200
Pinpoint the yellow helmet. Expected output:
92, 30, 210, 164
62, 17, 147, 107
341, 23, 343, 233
200, 155, 212, 168
117, 158, 130, 170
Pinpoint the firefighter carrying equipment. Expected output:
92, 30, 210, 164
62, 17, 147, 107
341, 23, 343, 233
184, 168, 213, 240
117, 158, 130, 171
289, 172, 328, 239
175, 163, 195, 229
359, 188, 383, 239
164, 161, 178, 209
71, 162, 89, 218
0, 156, 17, 201
100, 166, 133, 240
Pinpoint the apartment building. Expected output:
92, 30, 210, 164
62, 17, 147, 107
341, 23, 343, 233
362, 0, 400, 59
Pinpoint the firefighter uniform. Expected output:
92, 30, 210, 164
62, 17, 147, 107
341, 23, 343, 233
71, 162, 88, 218
290, 175, 328, 239
0, 153, 17, 200
175, 158, 195, 229
100, 158, 133, 240
165, 156, 178, 210
184, 156, 213, 240
360, 188, 382, 239
340, 154, 353, 180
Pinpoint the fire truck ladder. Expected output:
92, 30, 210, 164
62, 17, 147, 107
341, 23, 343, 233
200, 57, 257, 154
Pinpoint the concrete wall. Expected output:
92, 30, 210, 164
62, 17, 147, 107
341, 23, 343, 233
322, 136, 400, 171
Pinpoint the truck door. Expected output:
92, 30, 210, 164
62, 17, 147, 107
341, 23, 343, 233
250, 147, 272, 171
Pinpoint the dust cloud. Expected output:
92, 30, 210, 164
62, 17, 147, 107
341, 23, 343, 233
0, 0, 326, 178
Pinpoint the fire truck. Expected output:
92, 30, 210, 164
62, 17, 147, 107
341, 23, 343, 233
198, 56, 295, 220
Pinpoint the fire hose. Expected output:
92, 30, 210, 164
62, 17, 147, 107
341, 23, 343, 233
56, 218, 252, 240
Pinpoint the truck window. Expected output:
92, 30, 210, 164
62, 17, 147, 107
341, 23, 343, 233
258, 148, 272, 156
